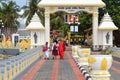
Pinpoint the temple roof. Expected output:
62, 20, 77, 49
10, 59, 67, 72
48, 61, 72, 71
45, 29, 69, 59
38, 0, 105, 7
26, 13, 45, 30
17, 29, 30, 37
98, 13, 118, 30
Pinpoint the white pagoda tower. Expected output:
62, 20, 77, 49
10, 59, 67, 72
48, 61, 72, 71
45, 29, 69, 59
26, 13, 45, 48
98, 13, 118, 49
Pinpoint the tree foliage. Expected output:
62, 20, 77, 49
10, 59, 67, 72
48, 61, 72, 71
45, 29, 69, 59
50, 12, 66, 29
78, 12, 92, 35
99, 0, 120, 29
0, 1, 20, 27
21, 0, 44, 26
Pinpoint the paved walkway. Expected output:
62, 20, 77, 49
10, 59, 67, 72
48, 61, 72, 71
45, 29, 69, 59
14, 46, 120, 80
20, 50, 86, 80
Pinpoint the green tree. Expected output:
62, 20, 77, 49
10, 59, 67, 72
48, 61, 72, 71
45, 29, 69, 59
99, 0, 120, 29
1, 1, 20, 27
50, 11, 92, 37
78, 12, 92, 35
22, 0, 44, 26
98, 0, 120, 46
50, 11, 66, 30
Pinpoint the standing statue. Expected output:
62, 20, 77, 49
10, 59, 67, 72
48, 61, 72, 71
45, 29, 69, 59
106, 32, 110, 44
34, 32, 37, 43
14, 36, 18, 46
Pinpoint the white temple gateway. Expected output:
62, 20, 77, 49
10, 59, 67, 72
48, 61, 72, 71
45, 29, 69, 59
38, 0, 118, 49
38, 0, 105, 48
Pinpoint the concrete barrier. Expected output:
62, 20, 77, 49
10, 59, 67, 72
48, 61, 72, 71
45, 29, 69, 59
0, 49, 19, 55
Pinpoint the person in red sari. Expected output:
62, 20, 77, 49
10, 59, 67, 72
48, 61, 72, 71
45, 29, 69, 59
58, 39, 65, 59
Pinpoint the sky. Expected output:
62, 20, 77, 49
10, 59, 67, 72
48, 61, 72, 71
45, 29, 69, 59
14, 0, 26, 7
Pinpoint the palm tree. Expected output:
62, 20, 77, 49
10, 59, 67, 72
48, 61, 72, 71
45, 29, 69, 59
0, 7, 2, 19
0, 0, 4, 2
22, 0, 44, 26
0, 1, 20, 36
1, 1, 20, 27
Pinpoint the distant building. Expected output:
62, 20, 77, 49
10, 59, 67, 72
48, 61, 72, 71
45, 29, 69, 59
17, 29, 30, 40
17, 11, 30, 40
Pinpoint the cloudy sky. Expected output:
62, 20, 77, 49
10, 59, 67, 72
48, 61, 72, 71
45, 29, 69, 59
14, 0, 26, 7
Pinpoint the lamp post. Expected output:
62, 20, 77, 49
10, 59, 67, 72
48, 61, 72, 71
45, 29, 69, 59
0, 19, 4, 34
0, 19, 4, 42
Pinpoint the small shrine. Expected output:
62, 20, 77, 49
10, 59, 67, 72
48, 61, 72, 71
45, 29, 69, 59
98, 13, 118, 49
26, 13, 45, 48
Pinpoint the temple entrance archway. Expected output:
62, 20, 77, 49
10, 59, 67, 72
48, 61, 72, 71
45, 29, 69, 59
38, 0, 105, 48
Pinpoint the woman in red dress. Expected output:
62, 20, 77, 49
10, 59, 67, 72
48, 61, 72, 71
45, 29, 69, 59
52, 41, 58, 59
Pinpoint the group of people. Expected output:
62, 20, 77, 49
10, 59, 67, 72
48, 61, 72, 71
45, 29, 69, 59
42, 39, 65, 60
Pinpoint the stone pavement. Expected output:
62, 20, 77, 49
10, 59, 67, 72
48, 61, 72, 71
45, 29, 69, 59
13, 46, 120, 80
20, 51, 86, 80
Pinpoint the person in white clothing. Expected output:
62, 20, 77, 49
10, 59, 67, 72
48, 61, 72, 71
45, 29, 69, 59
43, 42, 49, 60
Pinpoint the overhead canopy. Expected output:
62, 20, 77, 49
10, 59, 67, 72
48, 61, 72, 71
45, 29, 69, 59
38, 0, 105, 7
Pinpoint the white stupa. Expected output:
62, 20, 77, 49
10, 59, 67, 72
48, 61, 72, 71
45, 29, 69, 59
98, 13, 118, 49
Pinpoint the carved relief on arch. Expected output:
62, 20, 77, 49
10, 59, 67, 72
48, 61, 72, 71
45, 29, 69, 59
45, 12, 50, 17
49, 7, 55, 13
93, 12, 98, 17
47, 7, 96, 14
86, 7, 94, 13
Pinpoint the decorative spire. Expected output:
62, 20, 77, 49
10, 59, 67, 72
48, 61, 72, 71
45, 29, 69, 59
102, 13, 112, 22
98, 13, 118, 30
31, 13, 41, 22
26, 13, 45, 30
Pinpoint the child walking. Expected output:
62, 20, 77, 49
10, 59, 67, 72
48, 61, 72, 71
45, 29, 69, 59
43, 42, 49, 60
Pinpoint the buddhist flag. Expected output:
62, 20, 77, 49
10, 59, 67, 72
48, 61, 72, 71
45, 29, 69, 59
64, 14, 67, 23
64, 14, 78, 23
67, 14, 71, 23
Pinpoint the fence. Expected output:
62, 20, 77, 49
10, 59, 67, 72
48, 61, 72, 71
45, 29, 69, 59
0, 46, 43, 80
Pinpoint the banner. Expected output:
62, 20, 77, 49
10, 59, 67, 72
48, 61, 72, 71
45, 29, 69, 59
64, 14, 78, 24
70, 26, 74, 32
75, 26, 78, 32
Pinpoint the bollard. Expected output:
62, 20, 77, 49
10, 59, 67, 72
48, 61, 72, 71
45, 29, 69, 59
5, 59, 12, 80
77, 48, 91, 66
13, 56, 20, 75
0, 61, 8, 80
8, 57, 17, 78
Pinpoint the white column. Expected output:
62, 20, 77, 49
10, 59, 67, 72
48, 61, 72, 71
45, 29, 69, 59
45, 7, 50, 46
31, 31, 33, 49
111, 31, 113, 47
92, 7, 98, 49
